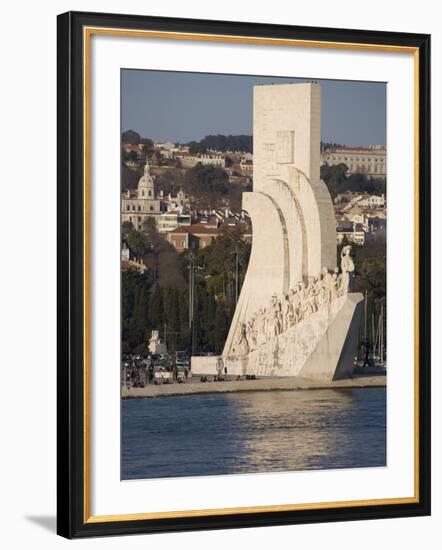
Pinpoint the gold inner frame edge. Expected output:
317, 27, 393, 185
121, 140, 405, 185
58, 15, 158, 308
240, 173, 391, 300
82, 26, 420, 524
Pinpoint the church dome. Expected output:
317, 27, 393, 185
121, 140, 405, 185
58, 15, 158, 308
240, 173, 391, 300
137, 159, 155, 198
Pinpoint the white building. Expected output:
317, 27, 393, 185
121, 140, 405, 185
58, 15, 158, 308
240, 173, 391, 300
239, 158, 253, 173
154, 140, 176, 151
336, 193, 386, 212
161, 189, 189, 211
158, 209, 192, 234
121, 160, 162, 230
336, 220, 366, 245
356, 194, 386, 208
177, 153, 225, 168
321, 146, 386, 177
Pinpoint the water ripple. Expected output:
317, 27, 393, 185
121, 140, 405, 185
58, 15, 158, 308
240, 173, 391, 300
122, 388, 386, 480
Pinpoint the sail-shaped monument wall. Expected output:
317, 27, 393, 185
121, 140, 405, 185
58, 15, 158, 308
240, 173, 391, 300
192, 83, 363, 382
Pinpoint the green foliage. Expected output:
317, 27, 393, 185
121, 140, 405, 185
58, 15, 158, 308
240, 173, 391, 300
123, 150, 138, 162
148, 284, 164, 330
121, 163, 143, 192
122, 129, 141, 144
320, 141, 346, 151
181, 230, 252, 353
186, 134, 253, 153
121, 224, 251, 354
321, 163, 386, 199
122, 270, 152, 350
121, 221, 134, 244
184, 163, 229, 194
183, 164, 229, 210
337, 239, 386, 343
127, 228, 151, 259
133, 343, 148, 356
188, 142, 207, 155
139, 137, 154, 152
154, 168, 185, 195
137, 219, 186, 288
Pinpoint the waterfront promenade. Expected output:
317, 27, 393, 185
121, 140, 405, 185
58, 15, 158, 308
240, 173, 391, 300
122, 374, 386, 399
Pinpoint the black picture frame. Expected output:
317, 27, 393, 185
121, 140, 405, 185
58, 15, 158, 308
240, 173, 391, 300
57, 10, 431, 539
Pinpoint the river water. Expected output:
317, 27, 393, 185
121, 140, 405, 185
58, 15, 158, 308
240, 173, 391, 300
122, 388, 386, 480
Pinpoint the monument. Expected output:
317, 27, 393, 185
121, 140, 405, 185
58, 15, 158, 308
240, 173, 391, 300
192, 83, 363, 381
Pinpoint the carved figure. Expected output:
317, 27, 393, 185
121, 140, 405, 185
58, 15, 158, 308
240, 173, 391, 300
340, 245, 355, 294
234, 323, 249, 356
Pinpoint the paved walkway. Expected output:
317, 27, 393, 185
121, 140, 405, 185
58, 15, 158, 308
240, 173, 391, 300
122, 374, 386, 399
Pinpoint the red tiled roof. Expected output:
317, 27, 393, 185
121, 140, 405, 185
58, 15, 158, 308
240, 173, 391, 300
169, 224, 222, 236
170, 223, 252, 237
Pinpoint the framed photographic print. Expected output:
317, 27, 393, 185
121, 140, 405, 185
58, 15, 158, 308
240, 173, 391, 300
57, 11, 431, 538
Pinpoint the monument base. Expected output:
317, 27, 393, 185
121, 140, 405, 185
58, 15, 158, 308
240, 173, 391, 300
191, 293, 363, 382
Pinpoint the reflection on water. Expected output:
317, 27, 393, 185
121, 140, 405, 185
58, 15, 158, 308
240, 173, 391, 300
122, 388, 386, 480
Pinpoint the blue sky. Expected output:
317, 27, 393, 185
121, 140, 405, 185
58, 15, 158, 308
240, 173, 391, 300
122, 69, 386, 147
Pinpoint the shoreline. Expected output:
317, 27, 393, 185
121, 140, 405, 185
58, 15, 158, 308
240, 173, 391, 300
122, 374, 386, 400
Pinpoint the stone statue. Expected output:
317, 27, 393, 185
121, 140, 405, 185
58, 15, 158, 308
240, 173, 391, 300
234, 323, 249, 356
331, 268, 339, 298
247, 316, 258, 351
340, 245, 355, 294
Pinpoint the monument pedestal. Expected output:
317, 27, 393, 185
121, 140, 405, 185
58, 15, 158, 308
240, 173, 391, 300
192, 293, 363, 382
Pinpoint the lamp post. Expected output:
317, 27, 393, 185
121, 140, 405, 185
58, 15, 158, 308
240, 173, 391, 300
188, 250, 203, 356
230, 246, 240, 305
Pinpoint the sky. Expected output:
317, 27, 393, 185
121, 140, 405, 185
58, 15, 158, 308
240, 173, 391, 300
122, 69, 386, 147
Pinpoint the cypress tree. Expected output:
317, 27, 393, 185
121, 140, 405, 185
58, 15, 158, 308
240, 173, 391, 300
149, 284, 164, 332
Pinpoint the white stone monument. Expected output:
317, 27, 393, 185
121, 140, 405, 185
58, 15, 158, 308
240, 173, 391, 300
192, 83, 363, 382
148, 330, 167, 355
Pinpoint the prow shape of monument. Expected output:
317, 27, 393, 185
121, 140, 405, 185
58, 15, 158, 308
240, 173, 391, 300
192, 83, 363, 382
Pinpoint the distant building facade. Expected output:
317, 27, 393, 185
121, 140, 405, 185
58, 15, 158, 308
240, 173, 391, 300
177, 153, 225, 168
168, 222, 252, 252
321, 145, 386, 177
154, 140, 176, 151
158, 210, 192, 234
121, 160, 162, 230
336, 220, 366, 245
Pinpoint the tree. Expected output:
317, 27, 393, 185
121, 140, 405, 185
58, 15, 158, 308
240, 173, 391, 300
186, 134, 253, 153
183, 163, 229, 210
121, 163, 143, 192
320, 141, 346, 151
213, 304, 230, 353
149, 284, 164, 330
121, 221, 134, 244
127, 228, 150, 259
321, 163, 386, 199
128, 285, 148, 348
122, 270, 152, 352
141, 217, 159, 244
154, 168, 185, 195
122, 129, 141, 144
123, 150, 138, 162
162, 288, 181, 352
188, 141, 207, 154
320, 163, 348, 198
157, 241, 187, 288
139, 137, 154, 153
121, 215, 252, 355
